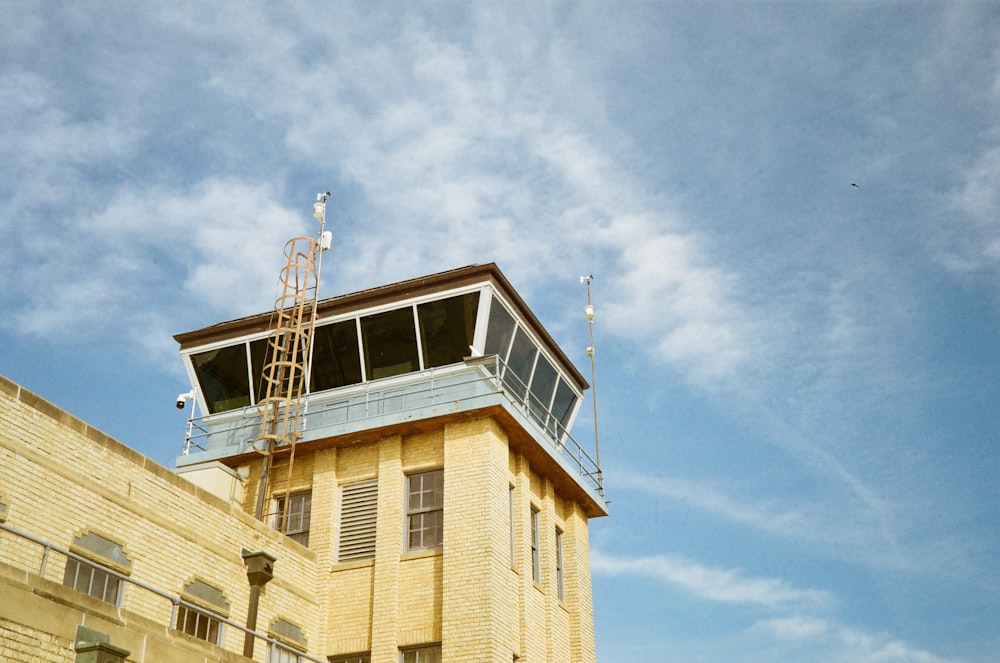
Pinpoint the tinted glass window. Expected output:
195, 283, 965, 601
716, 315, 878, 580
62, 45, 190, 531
549, 379, 577, 436
504, 327, 537, 400
528, 354, 558, 425
483, 298, 516, 359
311, 320, 363, 391
418, 292, 480, 368
361, 307, 419, 380
192, 344, 250, 413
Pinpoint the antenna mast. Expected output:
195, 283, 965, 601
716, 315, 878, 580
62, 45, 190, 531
580, 275, 601, 474
252, 194, 332, 525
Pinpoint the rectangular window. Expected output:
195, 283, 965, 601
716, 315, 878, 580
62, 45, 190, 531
407, 470, 443, 550
267, 643, 301, 663
311, 319, 364, 392
362, 306, 420, 379
401, 645, 442, 663
175, 605, 222, 645
330, 654, 371, 663
556, 527, 565, 601
63, 558, 121, 605
273, 491, 312, 546
192, 343, 252, 413
339, 480, 378, 561
418, 292, 480, 368
530, 507, 541, 584
504, 327, 537, 401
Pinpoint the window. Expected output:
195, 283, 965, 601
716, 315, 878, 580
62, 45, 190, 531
175, 579, 228, 645
175, 605, 222, 645
401, 645, 441, 663
339, 480, 378, 561
273, 491, 312, 546
268, 618, 307, 662
330, 654, 371, 663
417, 292, 480, 368
63, 558, 121, 604
527, 353, 558, 426
406, 470, 443, 550
311, 320, 364, 391
530, 507, 541, 584
62, 531, 130, 605
504, 328, 537, 401
268, 643, 302, 663
483, 297, 516, 358
555, 527, 565, 601
362, 307, 420, 379
191, 343, 252, 413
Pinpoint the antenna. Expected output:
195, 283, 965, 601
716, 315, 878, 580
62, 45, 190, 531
580, 275, 601, 475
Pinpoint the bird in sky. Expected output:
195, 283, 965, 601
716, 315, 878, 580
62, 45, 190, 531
851, 182, 861, 188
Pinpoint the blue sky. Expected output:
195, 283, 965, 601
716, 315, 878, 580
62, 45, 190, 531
2, 2, 999, 661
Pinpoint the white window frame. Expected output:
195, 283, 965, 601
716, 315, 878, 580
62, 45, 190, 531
401, 644, 442, 663
556, 526, 565, 601
406, 469, 443, 551
273, 490, 312, 546
175, 604, 223, 645
63, 557, 122, 605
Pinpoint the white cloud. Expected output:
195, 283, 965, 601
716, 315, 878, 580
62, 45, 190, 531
591, 549, 830, 609
754, 617, 961, 663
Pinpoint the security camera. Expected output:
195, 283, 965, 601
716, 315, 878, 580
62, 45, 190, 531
176, 391, 194, 410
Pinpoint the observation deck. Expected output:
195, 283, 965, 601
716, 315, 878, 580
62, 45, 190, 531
174, 264, 606, 517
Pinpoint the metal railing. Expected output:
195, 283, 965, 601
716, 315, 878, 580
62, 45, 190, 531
183, 355, 604, 497
0, 521, 324, 663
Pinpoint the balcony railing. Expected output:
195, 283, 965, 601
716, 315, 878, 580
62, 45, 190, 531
182, 355, 604, 497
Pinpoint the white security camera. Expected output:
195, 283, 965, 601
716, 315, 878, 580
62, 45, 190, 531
176, 391, 194, 410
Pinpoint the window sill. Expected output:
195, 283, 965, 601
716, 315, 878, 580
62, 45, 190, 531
402, 547, 442, 562
331, 558, 375, 572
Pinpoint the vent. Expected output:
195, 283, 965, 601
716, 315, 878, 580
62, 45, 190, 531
338, 480, 378, 561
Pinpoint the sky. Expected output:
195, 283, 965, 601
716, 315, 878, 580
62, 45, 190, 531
2, 2, 999, 661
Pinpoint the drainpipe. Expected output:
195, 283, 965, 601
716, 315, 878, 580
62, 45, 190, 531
241, 549, 276, 658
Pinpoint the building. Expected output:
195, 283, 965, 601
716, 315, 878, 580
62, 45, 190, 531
0, 262, 607, 663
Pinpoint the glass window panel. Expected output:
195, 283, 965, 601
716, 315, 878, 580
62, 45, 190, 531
418, 292, 480, 368
528, 354, 558, 426
483, 297, 516, 359
549, 379, 577, 436
503, 327, 537, 401
361, 307, 419, 380
250, 338, 268, 403
310, 319, 363, 391
192, 344, 251, 413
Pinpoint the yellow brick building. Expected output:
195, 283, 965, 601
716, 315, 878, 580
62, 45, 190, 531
0, 263, 607, 663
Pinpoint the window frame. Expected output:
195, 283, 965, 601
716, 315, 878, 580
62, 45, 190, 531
174, 604, 223, 645
406, 469, 444, 551
273, 490, 312, 546
62, 557, 123, 605
400, 644, 442, 663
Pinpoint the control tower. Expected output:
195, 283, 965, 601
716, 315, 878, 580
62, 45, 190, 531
173, 259, 607, 662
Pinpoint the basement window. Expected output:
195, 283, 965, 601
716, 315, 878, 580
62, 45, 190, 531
174, 579, 229, 646
63, 531, 131, 606
401, 645, 441, 663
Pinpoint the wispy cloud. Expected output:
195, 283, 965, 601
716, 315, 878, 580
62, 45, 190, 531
591, 549, 830, 610
753, 617, 961, 663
